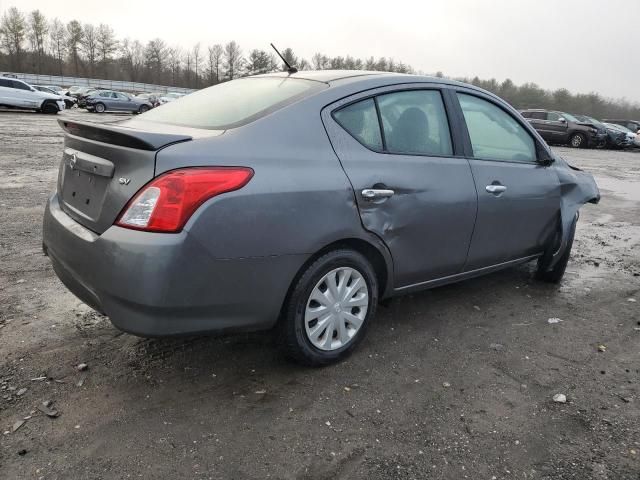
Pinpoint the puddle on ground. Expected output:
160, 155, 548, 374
594, 176, 640, 202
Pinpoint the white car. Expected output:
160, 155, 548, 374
0, 77, 65, 114
158, 92, 185, 104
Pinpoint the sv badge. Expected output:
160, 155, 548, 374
118, 178, 131, 185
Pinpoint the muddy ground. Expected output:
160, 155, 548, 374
0, 109, 638, 480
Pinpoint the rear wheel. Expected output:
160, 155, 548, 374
94, 103, 106, 113
569, 133, 586, 148
535, 216, 577, 283
280, 249, 378, 366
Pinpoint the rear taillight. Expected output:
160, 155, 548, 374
116, 167, 253, 233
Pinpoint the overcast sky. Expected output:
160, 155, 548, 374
2, 0, 638, 102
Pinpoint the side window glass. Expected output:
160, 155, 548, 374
116, 93, 128, 100
0, 79, 9, 87
377, 90, 453, 156
333, 99, 383, 151
547, 112, 561, 122
457, 93, 537, 163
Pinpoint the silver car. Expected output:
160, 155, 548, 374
85, 89, 152, 114
43, 71, 599, 365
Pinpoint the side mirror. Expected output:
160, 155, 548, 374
558, 117, 567, 123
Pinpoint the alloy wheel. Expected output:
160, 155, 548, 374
304, 267, 369, 351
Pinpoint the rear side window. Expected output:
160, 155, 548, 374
141, 77, 327, 129
528, 111, 546, 120
377, 90, 453, 156
0, 79, 9, 87
10, 80, 30, 91
458, 93, 536, 163
333, 99, 383, 150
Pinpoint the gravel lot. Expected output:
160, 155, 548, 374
1, 109, 639, 479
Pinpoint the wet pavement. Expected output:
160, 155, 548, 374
0, 110, 639, 479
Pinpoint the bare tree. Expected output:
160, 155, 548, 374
81, 23, 98, 76
27, 10, 48, 73
167, 46, 183, 85
65, 20, 83, 75
207, 44, 223, 84
0, 7, 27, 71
312, 52, 329, 70
144, 38, 167, 83
192, 43, 201, 88
96, 24, 117, 77
223, 41, 243, 80
120, 38, 145, 81
48, 18, 66, 75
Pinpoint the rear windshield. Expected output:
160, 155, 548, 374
140, 77, 327, 129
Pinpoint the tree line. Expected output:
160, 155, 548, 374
1, 6, 639, 120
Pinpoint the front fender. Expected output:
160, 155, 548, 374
547, 163, 600, 269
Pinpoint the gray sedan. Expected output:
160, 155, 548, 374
42, 71, 599, 365
85, 89, 152, 113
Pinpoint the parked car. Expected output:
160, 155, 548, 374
573, 114, 627, 149
159, 92, 185, 104
42, 71, 600, 365
602, 119, 640, 134
520, 109, 605, 148
603, 122, 640, 147
33, 85, 77, 109
135, 92, 161, 108
0, 77, 65, 113
77, 88, 104, 108
85, 90, 152, 113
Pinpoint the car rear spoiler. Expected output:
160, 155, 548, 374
58, 119, 193, 151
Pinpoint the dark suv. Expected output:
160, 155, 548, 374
520, 109, 605, 148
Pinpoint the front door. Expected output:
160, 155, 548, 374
322, 86, 478, 288
455, 92, 560, 270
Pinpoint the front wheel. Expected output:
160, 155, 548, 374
41, 101, 59, 114
94, 103, 106, 113
569, 133, 586, 148
138, 104, 150, 113
280, 249, 378, 366
535, 217, 577, 283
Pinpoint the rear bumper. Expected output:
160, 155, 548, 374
43, 194, 305, 336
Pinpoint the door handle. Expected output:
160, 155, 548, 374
486, 184, 507, 194
361, 188, 395, 200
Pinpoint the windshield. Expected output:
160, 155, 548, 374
606, 123, 632, 133
140, 77, 327, 129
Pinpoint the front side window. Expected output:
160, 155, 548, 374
141, 77, 327, 129
116, 93, 128, 100
377, 90, 453, 156
333, 99, 383, 151
458, 93, 536, 163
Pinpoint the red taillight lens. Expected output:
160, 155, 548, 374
116, 167, 254, 233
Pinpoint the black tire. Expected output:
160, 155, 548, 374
41, 101, 59, 114
279, 249, 378, 366
535, 217, 577, 283
94, 102, 106, 113
569, 133, 587, 149
138, 104, 150, 114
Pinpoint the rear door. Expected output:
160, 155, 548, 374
454, 91, 560, 270
322, 85, 477, 288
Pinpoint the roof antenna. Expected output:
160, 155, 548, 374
270, 43, 298, 74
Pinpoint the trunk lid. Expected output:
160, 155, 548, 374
56, 118, 218, 234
